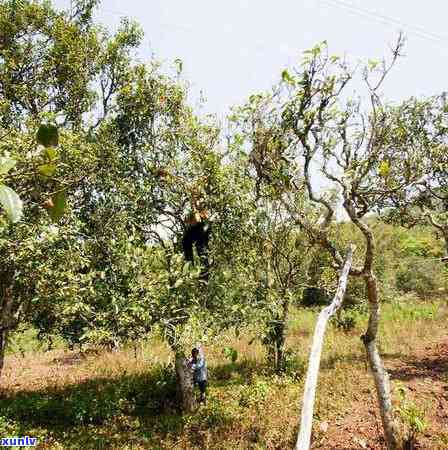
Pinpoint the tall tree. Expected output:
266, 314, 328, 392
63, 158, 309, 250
239, 37, 439, 449
383, 94, 448, 262
229, 93, 313, 372
0, 0, 143, 377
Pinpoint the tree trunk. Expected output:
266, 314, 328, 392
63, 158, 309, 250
274, 297, 290, 373
442, 231, 448, 266
343, 198, 402, 449
362, 273, 400, 450
174, 352, 197, 413
0, 328, 8, 381
0, 273, 14, 382
296, 246, 353, 450
274, 328, 286, 373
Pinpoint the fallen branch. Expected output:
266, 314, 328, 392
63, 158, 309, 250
296, 245, 355, 450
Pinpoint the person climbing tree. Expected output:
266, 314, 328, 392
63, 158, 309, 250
155, 167, 212, 279
181, 210, 212, 281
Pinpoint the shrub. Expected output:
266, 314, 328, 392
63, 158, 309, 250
332, 306, 367, 332
239, 378, 270, 408
395, 258, 444, 296
395, 383, 428, 449
302, 287, 330, 306
222, 346, 238, 363
282, 349, 306, 379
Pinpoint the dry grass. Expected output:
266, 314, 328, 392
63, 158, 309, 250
1, 300, 447, 449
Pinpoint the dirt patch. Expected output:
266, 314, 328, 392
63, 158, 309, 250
313, 339, 448, 449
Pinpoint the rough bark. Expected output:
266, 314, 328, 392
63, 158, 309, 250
442, 230, 448, 266
0, 273, 14, 381
0, 328, 7, 381
274, 325, 286, 373
296, 246, 354, 450
270, 322, 286, 373
344, 199, 401, 450
280, 296, 291, 371
362, 273, 400, 450
174, 352, 197, 413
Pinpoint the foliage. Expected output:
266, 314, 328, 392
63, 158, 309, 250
395, 382, 428, 447
0, 154, 22, 222
229, 90, 314, 371
222, 346, 238, 363
332, 307, 366, 332
0, 0, 261, 362
0, 0, 144, 363
238, 377, 270, 409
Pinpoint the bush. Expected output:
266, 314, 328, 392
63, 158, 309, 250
395, 258, 445, 297
239, 378, 270, 408
302, 287, 330, 306
222, 346, 238, 363
282, 349, 306, 379
332, 306, 367, 332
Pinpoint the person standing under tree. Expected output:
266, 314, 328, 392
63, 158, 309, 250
189, 346, 207, 404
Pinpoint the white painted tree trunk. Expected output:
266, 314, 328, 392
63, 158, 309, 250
296, 246, 354, 450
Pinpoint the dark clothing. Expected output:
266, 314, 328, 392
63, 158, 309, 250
195, 380, 207, 394
181, 221, 211, 280
190, 352, 207, 403
182, 222, 211, 262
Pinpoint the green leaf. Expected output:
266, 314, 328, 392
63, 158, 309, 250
281, 69, 293, 84
0, 156, 16, 175
49, 191, 67, 222
414, 417, 426, 432
44, 147, 59, 161
37, 124, 59, 147
0, 183, 23, 223
368, 59, 379, 70
378, 160, 391, 177
174, 278, 183, 288
38, 163, 57, 177
223, 346, 238, 363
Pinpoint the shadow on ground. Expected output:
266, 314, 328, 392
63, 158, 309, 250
389, 353, 448, 382
0, 362, 242, 449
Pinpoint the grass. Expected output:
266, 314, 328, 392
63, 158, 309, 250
1, 299, 447, 449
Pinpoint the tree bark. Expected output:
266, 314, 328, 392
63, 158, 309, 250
362, 273, 400, 450
0, 273, 14, 381
275, 296, 290, 373
296, 246, 354, 450
442, 230, 448, 266
0, 328, 7, 381
174, 352, 197, 413
343, 199, 401, 450
274, 325, 286, 373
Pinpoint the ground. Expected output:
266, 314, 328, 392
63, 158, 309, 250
0, 300, 447, 449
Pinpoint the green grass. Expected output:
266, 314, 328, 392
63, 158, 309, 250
1, 298, 447, 449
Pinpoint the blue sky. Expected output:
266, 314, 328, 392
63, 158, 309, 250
54, 0, 448, 118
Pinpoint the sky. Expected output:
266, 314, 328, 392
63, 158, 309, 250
50, 0, 447, 218
53, 0, 448, 119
